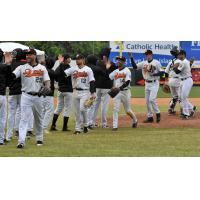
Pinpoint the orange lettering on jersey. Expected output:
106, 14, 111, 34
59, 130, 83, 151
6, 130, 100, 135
23, 69, 44, 77
114, 73, 126, 80
77, 71, 88, 78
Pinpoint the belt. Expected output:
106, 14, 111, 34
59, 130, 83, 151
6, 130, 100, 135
172, 77, 179, 79
23, 91, 39, 96
123, 88, 128, 91
181, 77, 192, 81
145, 80, 157, 83
75, 88, 89, 91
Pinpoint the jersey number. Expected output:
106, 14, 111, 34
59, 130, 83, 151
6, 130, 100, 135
81, 78, 86, 83
36, 77, 43, 83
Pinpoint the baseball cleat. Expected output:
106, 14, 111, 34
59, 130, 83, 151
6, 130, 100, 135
83, 127, 89, 133
102, 125, 109, 128
132, 120, 138, 128
0, 142, 5, 145
190, 106, 197, 117
88, 125, 94, 130
143, 117, 154, 123
156, 113, 161, 123
36, 141, 43, 146
26, 131, 34, 139
50, 125, 58, 131
112, 128, 118, 131
168, 109, 176, 115
181, 115, 190, 120
4, 138, 11, 143
73, 131, 81, 135
62, 128, 71, 132
17, 143, 24, 149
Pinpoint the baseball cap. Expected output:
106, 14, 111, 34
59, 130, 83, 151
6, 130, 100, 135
25, 48, 37, 55
144, 49, 153, 55
75, 54, 85, 60
63, 54, 71, 60
116, 56, 126, 62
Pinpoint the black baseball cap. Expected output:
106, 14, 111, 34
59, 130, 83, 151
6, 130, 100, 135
25, 48, 37, 55
144, 49, 153, 55
76, 54, 85, 60
116, 56, 126, 62
63, 54, 71, 60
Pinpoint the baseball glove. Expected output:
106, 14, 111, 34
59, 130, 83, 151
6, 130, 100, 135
108, 87, 120, 98
38, 86, 51, 97
162, 83, 171, 93
84, 96, 95, 108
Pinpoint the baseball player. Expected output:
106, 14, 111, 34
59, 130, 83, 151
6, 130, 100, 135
108, 56, 138, 131
64, 54, 96, 134
89, 48, 116, 128
165, 46, 182, 115
12, 49, 50, 148
42, 57, 56, 134
50, 54, 73, 132
130, 50, 162, 123
0, 51, 12, 145
173, 50, 196, 119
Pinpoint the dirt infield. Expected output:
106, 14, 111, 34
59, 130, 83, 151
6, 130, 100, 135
131, 98, 200, 106
103, 98, 200, 128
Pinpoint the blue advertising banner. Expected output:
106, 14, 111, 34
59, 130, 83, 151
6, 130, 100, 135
109, 41, 180, 67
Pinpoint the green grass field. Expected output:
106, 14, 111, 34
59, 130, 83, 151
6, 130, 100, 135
1, 86, 200, 157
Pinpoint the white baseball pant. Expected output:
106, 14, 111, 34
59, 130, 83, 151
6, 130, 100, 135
6, 94, 21, 139
15, 106, 34, 132
54, 91, 73, 117
145, 81, 160, 118
42, 96, 54, 129
18, 93, 43, 144
180, 77, 193, 116
91, 88, 110, 127
73, 90, 90, 131
168, 78, 181, 99
113, 89, 137, 129
0, 95, 7, 143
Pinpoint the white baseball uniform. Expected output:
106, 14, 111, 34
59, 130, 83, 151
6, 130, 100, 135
177, 58, 193, 116
109, 67, 137, 129
137, 59, 161, 118
13, 63, 50, 145
64, 65, 95, 132
165, 59, 181, 112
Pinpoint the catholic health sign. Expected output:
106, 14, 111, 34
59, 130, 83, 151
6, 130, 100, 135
110, 41, 179, 55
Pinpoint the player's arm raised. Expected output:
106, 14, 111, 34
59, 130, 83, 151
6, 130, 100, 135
128, 52, 144, 70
